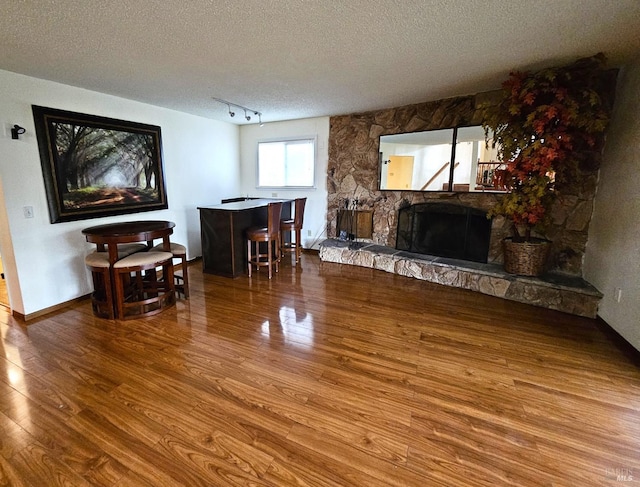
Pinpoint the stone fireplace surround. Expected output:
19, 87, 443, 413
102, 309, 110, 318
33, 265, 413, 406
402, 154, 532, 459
323, 85, 614, 318
326, 90, 607, 277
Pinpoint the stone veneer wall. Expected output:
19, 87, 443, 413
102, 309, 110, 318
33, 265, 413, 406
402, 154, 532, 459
327, 91, 607, 276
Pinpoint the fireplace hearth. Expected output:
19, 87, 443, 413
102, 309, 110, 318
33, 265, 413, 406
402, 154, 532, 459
319, 239, 602, 318
396, 203, 492, 263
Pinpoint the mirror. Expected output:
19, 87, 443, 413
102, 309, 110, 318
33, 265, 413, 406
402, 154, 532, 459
379, 126, 506, 192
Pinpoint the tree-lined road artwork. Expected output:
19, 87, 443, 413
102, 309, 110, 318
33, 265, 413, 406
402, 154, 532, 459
51, 122, 162, 210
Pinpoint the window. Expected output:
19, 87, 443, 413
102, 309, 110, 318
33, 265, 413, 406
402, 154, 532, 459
258, 138, 315, 188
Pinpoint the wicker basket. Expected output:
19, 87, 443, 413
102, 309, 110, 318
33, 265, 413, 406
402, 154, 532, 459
502, 238, 551, 277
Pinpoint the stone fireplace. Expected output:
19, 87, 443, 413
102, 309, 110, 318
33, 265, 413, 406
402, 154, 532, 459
326, 89, 610, 276
322, 82, 614, 318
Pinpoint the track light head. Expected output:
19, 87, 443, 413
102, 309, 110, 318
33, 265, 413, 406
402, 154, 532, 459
244, 109, 251, 121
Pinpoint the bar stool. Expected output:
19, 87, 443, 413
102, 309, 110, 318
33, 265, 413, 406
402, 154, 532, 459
247, 201, 283, 279
280, 197, 307, 264
150, 242, 189, 298
84, 251, 115, 319
113, 251, 176, 320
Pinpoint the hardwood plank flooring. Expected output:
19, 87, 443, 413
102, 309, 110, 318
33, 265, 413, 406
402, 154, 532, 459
1, 252, 639, 486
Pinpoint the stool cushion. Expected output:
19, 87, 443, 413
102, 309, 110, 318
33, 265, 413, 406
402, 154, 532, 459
113, 251, 173, 269
85, 251, 111, 268
280, 220, 296, 231
151, 242, 186, 255
247, 227, 274, 239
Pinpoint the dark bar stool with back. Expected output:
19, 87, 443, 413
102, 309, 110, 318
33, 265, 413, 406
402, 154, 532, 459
280, 197, 307, 264
246, 201, 283, 279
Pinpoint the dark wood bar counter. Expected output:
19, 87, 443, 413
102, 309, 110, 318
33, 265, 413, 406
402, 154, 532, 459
198, 199, 291, 277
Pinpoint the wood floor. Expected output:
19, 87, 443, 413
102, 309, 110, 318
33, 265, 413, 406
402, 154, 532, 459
1, 253, 639, 486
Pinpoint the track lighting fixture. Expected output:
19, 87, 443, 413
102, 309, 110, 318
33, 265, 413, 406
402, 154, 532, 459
212, 97, 263, 126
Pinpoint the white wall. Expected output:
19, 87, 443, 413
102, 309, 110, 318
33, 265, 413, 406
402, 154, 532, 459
239, 117, 329, 249
584, 57, 640, 349
0, 69, 240, 316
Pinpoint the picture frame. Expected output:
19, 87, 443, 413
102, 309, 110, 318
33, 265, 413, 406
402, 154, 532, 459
32, 105, 168, 223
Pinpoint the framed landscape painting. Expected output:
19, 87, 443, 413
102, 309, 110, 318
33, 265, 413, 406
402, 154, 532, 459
32, 105, 168, 223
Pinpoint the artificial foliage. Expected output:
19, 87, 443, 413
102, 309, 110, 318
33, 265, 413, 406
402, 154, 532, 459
483, 53, 612, 241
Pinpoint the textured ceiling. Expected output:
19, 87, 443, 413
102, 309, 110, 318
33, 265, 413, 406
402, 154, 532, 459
1, 0, 640, 124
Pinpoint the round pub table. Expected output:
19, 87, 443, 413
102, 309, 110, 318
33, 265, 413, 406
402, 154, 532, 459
82, 220, 175, 265
82, 220, 176, 318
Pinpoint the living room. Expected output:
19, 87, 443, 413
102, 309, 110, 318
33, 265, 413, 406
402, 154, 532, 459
1, 1, 640, 484
0, 1, 639, 339
0, 21, 638, 349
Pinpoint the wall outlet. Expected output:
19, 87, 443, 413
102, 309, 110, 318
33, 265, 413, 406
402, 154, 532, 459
271, 192, 278, 197
23, 206, 34, 218
615, 288, 623, 303
307, 230, 312, 237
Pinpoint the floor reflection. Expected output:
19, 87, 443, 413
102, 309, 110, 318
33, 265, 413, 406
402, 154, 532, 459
0, 311, 32, 427
258, 262, 317, 350
261, 305, 313, 350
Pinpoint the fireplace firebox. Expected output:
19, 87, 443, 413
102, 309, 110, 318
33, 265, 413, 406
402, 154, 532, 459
396, 203, 492, 263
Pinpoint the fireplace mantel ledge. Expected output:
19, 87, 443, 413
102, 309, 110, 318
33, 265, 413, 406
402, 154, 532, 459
319, 239, 602, 319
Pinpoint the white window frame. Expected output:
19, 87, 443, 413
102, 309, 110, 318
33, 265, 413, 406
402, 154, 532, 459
256, 136, 316, 189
